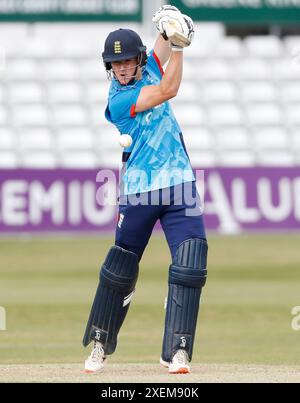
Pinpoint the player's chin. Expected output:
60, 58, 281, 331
118, 76, 131, 85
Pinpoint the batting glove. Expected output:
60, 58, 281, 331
152, 4, 183, 40
162, 14, 195, 50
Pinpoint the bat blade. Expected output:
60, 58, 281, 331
164, 20, 191, 48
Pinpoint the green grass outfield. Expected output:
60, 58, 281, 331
0, 234, 300, 366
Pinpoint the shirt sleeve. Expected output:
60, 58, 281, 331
147, 50, 164, 79
109, 86, 141, 122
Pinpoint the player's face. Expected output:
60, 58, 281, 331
111, 58, 139, 85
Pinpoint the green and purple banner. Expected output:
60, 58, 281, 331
0, 168, 299, 234
171, 0, 300, 24
0, 0, 142, 22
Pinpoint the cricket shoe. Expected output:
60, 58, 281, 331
84, 341, 106, 373
160, 350, 191, 374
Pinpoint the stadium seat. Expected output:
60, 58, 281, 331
292, 128, 300, 149
52, 105, 88, 127
43, 60, 80, 81
0, 106, 8, 125
182, 60, 195, 81
0, 151, 18, 168
0, 39, 20, 58
0, 46, 4, 66
9, 83, 44, 104
214, 37, 244, 59
172, 104, 205, 126
281, 82, 300, 103
183, 127, 214, 150
185, 41, 213, 59
18, 128, 53, 151
219, 151, 256, 167
86, 82, 111, 104
284, 36, 300, 58
193, 22, 225, 42
236, 59, 270, 80
12, 105, 49, 127
0, 23, 27, 40
0, 24, 28, 58
0, 85, 4, 102
34, 22, 135, 44
197, 60, 233, 81
216, 127, 250, 150
273, 61, 300, 81
246, 103, 283, 126
185, 23, 225, 59
21, 152, 57, 168
22, 38, 55, 59
295, 152, 300, 164
99, 151, 122, 169
81, 60, 107, 81
96, 129, 121, 151
57, 128, 94, 150
61, 152, 98, 168
56, 39, 95, 59
253, 127, 289, 150
240, 82, 278, 103
208, 103, 244, 126
189, 151, 217, 167
202, 82, 237, 103
5, 60, 39, 81
90, 105, 110, 128
47, 82, 82, 104
0, 128, 15, 149
258, 151, 295, 166
142, 36, 156, 52
285, 104, 300, 125
245, 36, 283, 58
177, 82, 199, 102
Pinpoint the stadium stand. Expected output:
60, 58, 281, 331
0, 23, 299, 168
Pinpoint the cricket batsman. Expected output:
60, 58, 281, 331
83, 5, 208, 374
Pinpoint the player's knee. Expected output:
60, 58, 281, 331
100, 246, 139, 293
115, 240, 145, 262
169, 238, 208, 289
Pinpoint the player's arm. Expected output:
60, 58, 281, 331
153, 34, 171, 67
135, 50, 183, 113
